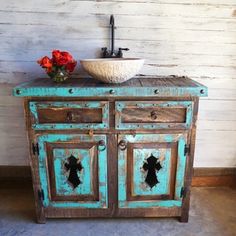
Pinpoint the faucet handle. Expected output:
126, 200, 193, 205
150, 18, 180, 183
101, 47, 108, 58
119, 48, 129, 51
117, 48, 130, 58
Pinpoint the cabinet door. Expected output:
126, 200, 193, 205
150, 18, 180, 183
36, 134, 108, 208
118, 133, 187, 208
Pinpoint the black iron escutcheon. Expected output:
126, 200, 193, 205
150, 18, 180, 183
64, 154, 83, 189
142, 154, 162, 189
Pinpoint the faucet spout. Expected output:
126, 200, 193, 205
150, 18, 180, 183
110, 15, 115, 56
101, 15, 129, 58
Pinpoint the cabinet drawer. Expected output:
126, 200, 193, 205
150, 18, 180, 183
115, 101, 193, 130
29, 101, 109, 130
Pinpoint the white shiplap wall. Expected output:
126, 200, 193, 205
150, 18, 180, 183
0, 0, 236, 167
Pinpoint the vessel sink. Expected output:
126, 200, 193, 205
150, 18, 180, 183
80, 58, 144, 83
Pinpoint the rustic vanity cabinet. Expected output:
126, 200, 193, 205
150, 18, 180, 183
13, 76, 207, 223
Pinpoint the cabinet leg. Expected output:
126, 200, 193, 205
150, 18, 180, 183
35, 203, 46, 224
35, 210, 46, 224
36, 216, 46, 224
179, 212, 189, 223
179, 193, 190, 223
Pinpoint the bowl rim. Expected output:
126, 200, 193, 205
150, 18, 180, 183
80, 58, 145, 63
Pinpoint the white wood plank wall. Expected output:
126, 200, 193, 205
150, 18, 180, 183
0, 0, 235, 167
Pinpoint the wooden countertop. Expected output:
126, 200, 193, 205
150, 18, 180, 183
13, 75, 208, 97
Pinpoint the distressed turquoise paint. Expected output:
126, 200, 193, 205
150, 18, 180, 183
53, 148, 92, 196
51, 201, 103, 208
186, 104, 193, 128
116, 123, 188, 130
175, 137, 187, 200
38, 134, 108, 208
118, 147, 127, 202
36, 101, 104, 109
29, 101, 109, 130
38, 139, 50, 207
98, 143, 108, 207
33, 123, 108, 130
119, 200, 182, 208
118, 133, 187, 208
133, 148, 171, 196
39, 133, 106, 143
13, 86, 208, 98
121, 134, 180, 144
164, 134, 174, 142
115, 101, 193, 130
29, 102, 39, 122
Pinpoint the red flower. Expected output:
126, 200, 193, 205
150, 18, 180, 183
37, 50, 77, 77
46, 66, 53, 73
52, 50, 61, 63
66, 60, 77, 72
52, 50, 74, 66
57, 51, 73, 66
37, 56, 52, 69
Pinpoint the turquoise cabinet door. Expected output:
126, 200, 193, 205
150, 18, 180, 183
37, 134, 108, 208
118, 133, 187, 208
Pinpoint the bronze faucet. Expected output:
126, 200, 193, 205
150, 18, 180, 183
101, 15, 129, 58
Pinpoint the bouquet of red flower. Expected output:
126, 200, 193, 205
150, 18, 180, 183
37, 50, 77, 82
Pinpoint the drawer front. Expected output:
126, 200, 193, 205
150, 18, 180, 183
115, 101, 193, 130
29, 101, 109, 130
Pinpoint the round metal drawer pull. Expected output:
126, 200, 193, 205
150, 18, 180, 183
154, 89, 159, 94
98, 140, 106, 151
200, 89, 204, 94
118, 140, 127, 151
66, 111, 75, 122
150, 111, 158, 120
109, 89, 115, 94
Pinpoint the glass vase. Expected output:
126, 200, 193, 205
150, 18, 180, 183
49, 70, 69, 83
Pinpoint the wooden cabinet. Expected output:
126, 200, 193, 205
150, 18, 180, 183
13, 76, 207, 223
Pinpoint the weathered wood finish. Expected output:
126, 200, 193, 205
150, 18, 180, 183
115, 100, 193, 130
120, 108, 186, 123
29, 101, 109, 130
37, 108, 102, 124
13, 76, 207, 98
13, 76, 205, 222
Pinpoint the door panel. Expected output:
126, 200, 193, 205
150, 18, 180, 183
118, 133, 187, 208
37, 134, 108, 208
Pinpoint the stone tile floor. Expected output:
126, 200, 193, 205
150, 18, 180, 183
0, 187, 235, 236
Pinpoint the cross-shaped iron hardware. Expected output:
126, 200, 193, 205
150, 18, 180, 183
142, 154, 162, 188
64, 154, 83, 189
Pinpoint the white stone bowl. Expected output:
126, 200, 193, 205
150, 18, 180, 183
80, 58, 145, 83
